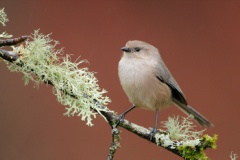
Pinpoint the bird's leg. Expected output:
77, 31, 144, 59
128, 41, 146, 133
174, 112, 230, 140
149, 110, 159, 141
116, 105, 136, 126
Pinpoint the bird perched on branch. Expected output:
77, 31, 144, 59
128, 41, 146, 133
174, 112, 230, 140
118, 40, 213, 140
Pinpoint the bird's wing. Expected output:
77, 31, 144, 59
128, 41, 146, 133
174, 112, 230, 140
155, 60, 187, 106
156, 75, 187, 106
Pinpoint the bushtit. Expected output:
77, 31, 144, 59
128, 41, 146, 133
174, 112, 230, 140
118, 40, 213, 139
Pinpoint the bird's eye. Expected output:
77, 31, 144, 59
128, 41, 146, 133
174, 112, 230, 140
135, 47, 141, 52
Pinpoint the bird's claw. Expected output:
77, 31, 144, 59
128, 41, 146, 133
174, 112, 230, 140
149, 127, 158, 141
115, 114, 125, 127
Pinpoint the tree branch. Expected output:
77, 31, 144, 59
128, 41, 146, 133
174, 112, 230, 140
0, 40, 216, 160
0, 49, 19, 62
0, 35, 28, 47
107, 127, 121, 160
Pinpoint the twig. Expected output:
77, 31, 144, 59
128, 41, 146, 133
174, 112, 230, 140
107, 127, 121, 160
94, 99, 121, 159
0, 35, 29, 47
0, 49, 19, 62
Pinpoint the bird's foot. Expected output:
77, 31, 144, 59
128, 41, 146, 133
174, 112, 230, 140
115, 105, 136, 127
149, 127, 158, 141
115, 113, 125, 127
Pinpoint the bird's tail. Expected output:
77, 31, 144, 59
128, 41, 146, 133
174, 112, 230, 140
175, 102, 213, 127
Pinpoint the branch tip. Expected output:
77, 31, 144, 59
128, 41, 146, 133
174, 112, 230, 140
0, 35, 29, 47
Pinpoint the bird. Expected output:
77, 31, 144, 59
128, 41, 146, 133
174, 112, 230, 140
117, 40, 213, 140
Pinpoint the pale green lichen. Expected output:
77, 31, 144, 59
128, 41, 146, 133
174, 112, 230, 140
0, 8, 8, 26
156, 116, 217, 159
162, 116, 205, 141
156, 116, 204, 148
0, 31, 12, 38
230, 152, 238, 160
7, 30, 111, 126
0, 8, 12, 38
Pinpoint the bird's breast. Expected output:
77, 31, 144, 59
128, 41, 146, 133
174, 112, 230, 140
118, 57, 172, 110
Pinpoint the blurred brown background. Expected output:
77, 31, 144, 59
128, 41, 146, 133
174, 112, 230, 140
0, 0, 239, 159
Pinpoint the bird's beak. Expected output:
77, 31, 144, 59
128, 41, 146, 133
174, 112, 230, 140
121, 47, 131, 53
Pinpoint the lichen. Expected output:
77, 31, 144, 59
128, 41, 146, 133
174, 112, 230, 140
7, 30, 111, 126
0, 31, 12, 38
178, 134, 217, 160
230, 152, 238, 160
161, 116, 205, 141
0, 8, 12, 38
200, 134, 217, 149
178, 145, 208, 160
0, 8, 8, 26
155, 116, 217, 159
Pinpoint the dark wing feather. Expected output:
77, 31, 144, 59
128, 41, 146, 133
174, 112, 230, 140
156, 76, 187, 106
